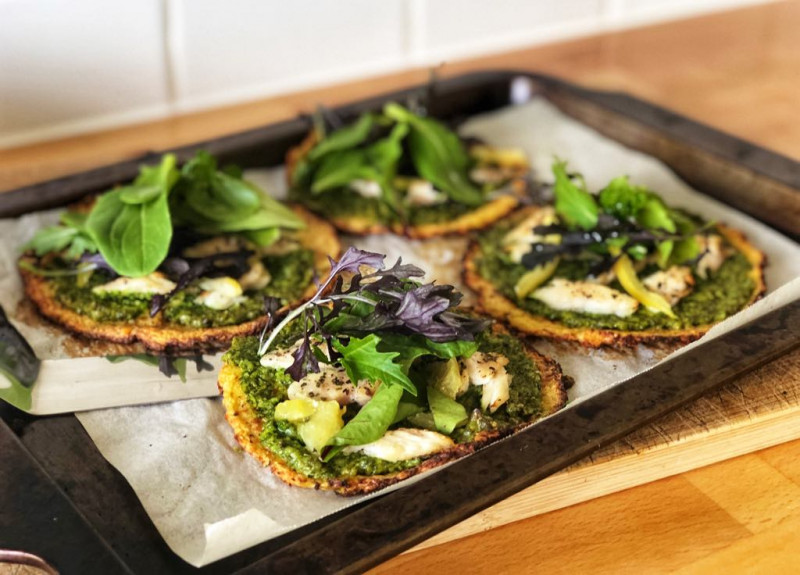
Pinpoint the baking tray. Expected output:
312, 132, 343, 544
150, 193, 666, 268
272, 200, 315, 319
1, 71, 799, 574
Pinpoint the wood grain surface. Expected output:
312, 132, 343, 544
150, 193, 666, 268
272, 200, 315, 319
1, 1, 799, 573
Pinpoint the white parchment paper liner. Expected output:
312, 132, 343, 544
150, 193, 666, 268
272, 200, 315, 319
3, 98, 797, 566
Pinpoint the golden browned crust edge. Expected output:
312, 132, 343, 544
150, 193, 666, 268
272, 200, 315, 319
285, 131, 526, 238
19, 205, 342, 353
218, 322, 567, 496
462, 208, 767, 348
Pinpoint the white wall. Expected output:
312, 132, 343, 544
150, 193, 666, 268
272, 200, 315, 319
0, 0, 774, 149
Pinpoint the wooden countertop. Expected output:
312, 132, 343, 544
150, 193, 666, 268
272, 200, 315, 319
1, 2, 798, 573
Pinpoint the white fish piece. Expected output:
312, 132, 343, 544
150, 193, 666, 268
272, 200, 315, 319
643, 265, 695, 306
194, 277, 246, 310
695, 235, 727, 279
462, 352, 511, 413
92, 272, 176, 295
585, 268, 616, 285
406, 180, 447, 206
532, 278, 639, 317
238, 257, 272, 291
349, 179, 382, 199
287, 365, 378, 406
502, 206, 558, 263
343, 428, 455, 462
182, 235, 249, 258
260, 341, 300, 370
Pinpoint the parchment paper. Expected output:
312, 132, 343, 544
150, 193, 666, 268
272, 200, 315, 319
10, 98, 799, 566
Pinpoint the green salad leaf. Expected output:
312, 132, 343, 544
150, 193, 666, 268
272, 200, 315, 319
427, 386, 468, 434
311, 149, 378, 193
308, 113, 374, 162
86, 154, 178, 276
552, 160, 599, 230
324, 382, 404, 459
385, 103, 483, 206
23, 212, 98, 260
332, 334, 416, 395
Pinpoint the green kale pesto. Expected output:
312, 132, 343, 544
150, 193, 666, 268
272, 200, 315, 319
475, 220, 756, 331
225, 329, 544, 480
289, 185, 476, 227
49, 249, 314, 327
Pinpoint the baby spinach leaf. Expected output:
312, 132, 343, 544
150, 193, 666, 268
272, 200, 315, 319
392, 398, 425, 424
88, 188, 173, 277
324, 382, 404, 457
384, 102, 483, 206
177, 153, 261, 223
427, 386, 467, 434
311, 149, 378, 194
86, 155, 177, 276
119, 185, 162, 205
308, 113, 374, 162
332, 334, 416, 395
552, 160, 599, 230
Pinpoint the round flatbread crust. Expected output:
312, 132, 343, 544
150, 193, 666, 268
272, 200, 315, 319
218, 323, 567, 496
463, 214, 766, 348
19, 205, 341, 353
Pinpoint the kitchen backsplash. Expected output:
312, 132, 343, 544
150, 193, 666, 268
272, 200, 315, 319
0, 0, 773, 149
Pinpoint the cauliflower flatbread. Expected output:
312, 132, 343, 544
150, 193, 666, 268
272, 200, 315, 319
463, 165, 766, 348
217, 247, 567, 496
286, 104, 531, 239
21, 205, 340, 353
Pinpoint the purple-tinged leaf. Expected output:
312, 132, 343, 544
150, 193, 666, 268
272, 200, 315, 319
328, 247, 385, 277
286, 333, 320, 381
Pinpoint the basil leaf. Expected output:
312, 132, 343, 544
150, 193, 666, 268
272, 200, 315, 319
385, 103, 483, 206
552, 160, 599, 230
427, 386, 467, 434
332, 334, 416, 395
324, 382, 404, 457
308, 113, 374, 162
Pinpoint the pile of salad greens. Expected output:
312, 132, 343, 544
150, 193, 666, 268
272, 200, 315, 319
289, 103, 523, 225
24, 152, 304, 278
256, 247, 491, 461
523, 160, 705, 273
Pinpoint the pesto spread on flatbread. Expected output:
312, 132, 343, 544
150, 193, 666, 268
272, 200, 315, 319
19, 152, 341, 352
464, 162, 766, 347
286, 103, 530, 238
219, 248, 566, 495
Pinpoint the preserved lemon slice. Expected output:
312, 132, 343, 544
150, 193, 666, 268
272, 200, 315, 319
514, 258, 560, 299
274, 399, 316, 422
613, 254, 676, 318
298, 400, 345, 454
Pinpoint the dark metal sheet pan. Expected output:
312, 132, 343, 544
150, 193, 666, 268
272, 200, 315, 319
1, 71, 799, 574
